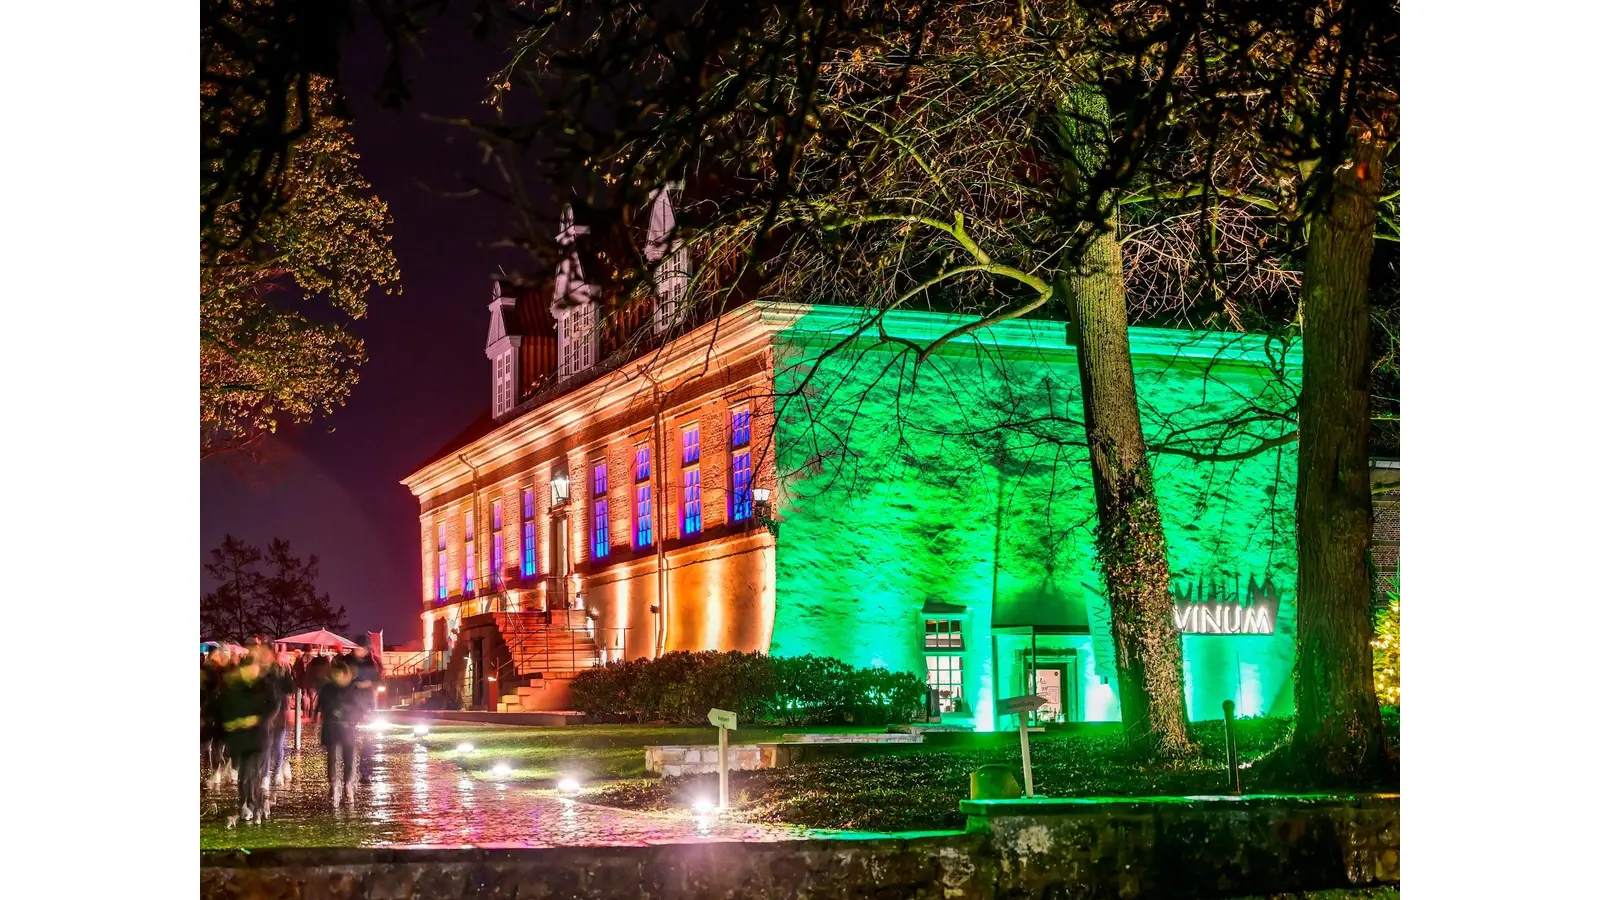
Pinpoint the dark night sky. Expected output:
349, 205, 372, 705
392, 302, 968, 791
201, 7, 532, 641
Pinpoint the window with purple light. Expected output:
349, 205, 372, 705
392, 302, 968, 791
592, 461, 610, 558
635, 444, 653, 547
729, 408, 752, 522
436, 522, 447, 600
491, 500, 505, 588
464, 511, 476, 596
521, 488, 537, 578
681, 425, 702, 536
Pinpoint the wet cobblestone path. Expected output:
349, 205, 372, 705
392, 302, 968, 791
200, 730, 819, 849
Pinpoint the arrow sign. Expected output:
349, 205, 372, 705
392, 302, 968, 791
1001, 694, 1047, 714
708, 708, 738, 730
999, 695, 1046, 798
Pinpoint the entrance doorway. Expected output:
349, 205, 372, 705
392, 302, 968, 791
1023, 652, 1081, 724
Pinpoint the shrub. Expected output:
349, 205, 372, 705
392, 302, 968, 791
1372, 579, 1399, 708
571, 650, 927, 726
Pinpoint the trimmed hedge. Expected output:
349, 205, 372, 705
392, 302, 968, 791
570, 650, 927, 726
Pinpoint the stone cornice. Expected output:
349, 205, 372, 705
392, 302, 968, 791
404, 301, 1299, 498
402, 302, 781, 499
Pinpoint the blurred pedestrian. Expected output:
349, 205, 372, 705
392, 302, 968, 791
217, 652, 278, 826
345, 636, 382, 784
305, 653, 331, 723
201, 646, 229, 788
254, 644, 295, 788
318, 660, 361, 808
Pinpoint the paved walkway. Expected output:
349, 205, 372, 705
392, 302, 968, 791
201, 729, 817, 849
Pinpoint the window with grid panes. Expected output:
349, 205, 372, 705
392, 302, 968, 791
592, 461, 610, 558
926, 655, 964, 712
924, 619, 964, 650
634, 445, 653, 547
729, 408, 753, 522
520, 488, 537, 578
681, 425, 702, 535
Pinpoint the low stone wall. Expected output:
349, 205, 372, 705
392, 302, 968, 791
964, 793, 1400, 898
780, 732, 922, 743
645, 744, 768, 776
202, 836, 984, 900
646, 733, 923, 775
201, 794, 1398, 899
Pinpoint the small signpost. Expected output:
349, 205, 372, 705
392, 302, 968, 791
1001, 694, 1047, 797
708, 708, 738, 809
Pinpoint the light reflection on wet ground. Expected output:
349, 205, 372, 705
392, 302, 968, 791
201, 730, 819, 849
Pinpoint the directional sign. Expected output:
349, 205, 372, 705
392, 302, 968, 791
1001, 694, 1047, 714
708, 708, 738, 730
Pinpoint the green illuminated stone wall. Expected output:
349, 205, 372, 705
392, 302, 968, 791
767, 307, 1300, 731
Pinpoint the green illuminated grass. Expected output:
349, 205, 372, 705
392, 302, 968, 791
591, 715, 1399, 831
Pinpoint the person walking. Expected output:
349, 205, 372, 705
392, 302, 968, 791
258, 645, 295, 788
305, 654, 331, 724
318, 661, 361, 808
217, 652, 278, 826
345, 636, 382, 784
201, 646, 229, 788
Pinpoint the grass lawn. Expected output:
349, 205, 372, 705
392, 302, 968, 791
589, 714, 1399, 832
394, 713, 1397, 832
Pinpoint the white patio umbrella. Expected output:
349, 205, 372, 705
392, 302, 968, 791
275, 629, 358, 651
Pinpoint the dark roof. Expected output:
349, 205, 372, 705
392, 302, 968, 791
411, 408, 496, 477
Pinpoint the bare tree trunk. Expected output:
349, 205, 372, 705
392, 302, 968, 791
1289, 131, 1394, 783
1063, 224, 1193, 759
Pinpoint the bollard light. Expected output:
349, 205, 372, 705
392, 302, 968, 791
456, 742, 475, 753
692, 798, 718, 814
558, 777, 581, 793
492, 762, 513, 778
413, 724, 430, 737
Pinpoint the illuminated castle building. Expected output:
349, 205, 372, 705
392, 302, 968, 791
402, 188, 1392, 731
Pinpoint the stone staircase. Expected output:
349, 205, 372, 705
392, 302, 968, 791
394, 684, 443, 709
491, 609, 600, 713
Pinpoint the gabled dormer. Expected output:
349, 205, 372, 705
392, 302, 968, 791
644, 182, 691, 334
485, 281, 525, 419
552, 205, 597, 380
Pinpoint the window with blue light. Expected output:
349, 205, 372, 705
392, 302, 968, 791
491, 500, 505, 588
464, 511, 476, 596
730, 453, 752, 522
682, 469, 702, 535
521, 488, 537, 578
729, 408, 752, 522
682, 426, 699, 465
635, 444, 653, 547
436, 523, 447, 600
636, 484, 653, 547
592, 462, 610, 558
681, 425, 702, 536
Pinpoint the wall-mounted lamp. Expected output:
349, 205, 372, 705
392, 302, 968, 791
752, 487, 779, 537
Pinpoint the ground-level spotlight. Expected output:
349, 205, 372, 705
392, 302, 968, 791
692, 798, 718, 814
412, 724, 430, 737
492, 762, 513, 778
364, 717, 389, 731
456, 742, 475, 753
558, 777, 581, 794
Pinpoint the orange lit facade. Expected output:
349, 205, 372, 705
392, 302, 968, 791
403, 302, 784, 687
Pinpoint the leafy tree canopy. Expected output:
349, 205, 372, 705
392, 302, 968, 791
201, 73, 400, 459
